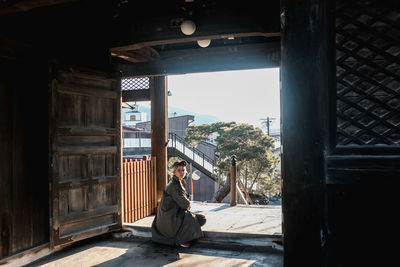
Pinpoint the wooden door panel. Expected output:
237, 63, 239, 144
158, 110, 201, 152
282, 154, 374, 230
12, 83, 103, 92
50, 68, 121, 249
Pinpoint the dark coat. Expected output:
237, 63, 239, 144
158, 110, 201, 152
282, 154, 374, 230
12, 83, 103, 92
151, 176, 203, 245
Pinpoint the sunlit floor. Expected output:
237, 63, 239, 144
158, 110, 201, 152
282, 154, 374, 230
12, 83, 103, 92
27, 236, 283, 267
127, 202, 282, 235
26, 202, 282, 266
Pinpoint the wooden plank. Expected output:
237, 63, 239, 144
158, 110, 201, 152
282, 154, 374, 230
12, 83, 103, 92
238, 178, 253, 205
60, 214, 116, 237
58, 69, 114, 83
59, 205, 118, 225
129, 162, 133, 222
236, 184, 248, 205
58, 176, 118, 190
139, 160, 143, 219
122, 162, 126, 222
111, 48, 160, 63
57, 83, 117, 99
148, 159, 151, 215
115, 77, 122, 227
152, 157, 157, 213
57, 126, 117, 136
57, 146, 117, 155
50, 78, 59, 250
144, 159, 149, 216
134, 161, 138, 221
57, 72, 118, 92
57, 135, 114, 147
57, 223, 119, 247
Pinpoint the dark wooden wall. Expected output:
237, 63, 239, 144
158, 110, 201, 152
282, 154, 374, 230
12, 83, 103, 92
0, 1, 117, 258
0, 57, 49, 258
326, 1, 400, 266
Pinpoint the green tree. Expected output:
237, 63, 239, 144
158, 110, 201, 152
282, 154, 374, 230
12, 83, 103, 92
184, 122, 280, 202
184, 121, 236, 147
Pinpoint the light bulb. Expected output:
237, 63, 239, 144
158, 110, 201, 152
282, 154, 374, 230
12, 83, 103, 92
197, 39, 211, 48
180, 20, 196, 35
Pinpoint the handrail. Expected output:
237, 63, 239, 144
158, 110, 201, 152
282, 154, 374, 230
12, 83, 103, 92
168, 133, 215, 169
123, 132, 216, 173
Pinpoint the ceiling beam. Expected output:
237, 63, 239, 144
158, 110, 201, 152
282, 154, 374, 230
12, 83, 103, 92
110, 47, 160, 63
0, 0, 79, 15
116, 42, 280, 77
110, 32, 280, 52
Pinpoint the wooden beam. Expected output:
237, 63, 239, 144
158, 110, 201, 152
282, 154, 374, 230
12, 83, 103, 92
111, 48, 160, 63
110, 1, 280, 50
236, 184, 248, 205
151, 76, 168, 204
111, 32, 280, 52
117, 42, 280, 76
0, 0, 79, 15
122, 89, 151, 102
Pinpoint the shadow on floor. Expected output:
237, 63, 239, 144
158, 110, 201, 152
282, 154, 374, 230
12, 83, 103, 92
26, 234, 283, 267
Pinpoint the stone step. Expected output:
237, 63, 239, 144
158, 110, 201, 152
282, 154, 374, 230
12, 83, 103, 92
115, 225, 283, 253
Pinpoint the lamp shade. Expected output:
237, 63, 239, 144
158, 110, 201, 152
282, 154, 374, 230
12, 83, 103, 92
180, 20, 196, 35
197, 39, 211, 47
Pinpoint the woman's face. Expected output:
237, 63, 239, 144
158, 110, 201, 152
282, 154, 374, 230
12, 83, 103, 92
173, 166, 186, 180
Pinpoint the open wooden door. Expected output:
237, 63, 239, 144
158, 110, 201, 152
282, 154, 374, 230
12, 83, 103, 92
49, 67, 122, 249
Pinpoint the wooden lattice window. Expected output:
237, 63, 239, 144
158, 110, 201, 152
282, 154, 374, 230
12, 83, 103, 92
336, 0, 400, 146
121, 77, 150, 91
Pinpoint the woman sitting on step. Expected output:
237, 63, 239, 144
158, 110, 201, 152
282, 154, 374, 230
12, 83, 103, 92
151, 160, 206, 247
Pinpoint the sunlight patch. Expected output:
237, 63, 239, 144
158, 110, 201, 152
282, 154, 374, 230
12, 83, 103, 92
165, 253, 256, 267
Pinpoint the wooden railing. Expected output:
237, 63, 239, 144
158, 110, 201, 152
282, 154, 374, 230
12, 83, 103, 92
122, 156, 157, 223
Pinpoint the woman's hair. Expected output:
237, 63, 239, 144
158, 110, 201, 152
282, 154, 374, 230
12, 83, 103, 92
169, 160, 187, 178
172, 160, 187, 169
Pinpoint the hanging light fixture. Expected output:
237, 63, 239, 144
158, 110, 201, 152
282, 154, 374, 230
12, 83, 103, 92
197, 39, 211, 48
180, 20, 196, 35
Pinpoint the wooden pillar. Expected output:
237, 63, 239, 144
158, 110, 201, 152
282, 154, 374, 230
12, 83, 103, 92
151, 76, 168, 204
230, 155, 237, 206
281, 0, 332, 266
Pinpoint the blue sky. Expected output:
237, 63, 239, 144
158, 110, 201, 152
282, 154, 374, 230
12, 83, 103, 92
140, 68, 280, 131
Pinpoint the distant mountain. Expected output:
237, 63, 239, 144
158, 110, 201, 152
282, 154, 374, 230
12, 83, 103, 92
168, 106, 220, 125
123, 104, 220, 125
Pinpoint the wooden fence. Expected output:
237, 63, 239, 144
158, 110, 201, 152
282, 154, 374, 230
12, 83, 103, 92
122, 156, 157, 223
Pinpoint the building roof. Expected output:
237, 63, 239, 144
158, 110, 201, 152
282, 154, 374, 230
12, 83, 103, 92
122, 125, 144, 132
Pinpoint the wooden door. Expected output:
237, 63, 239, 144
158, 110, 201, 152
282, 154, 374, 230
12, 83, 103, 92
49, 67, 122, 249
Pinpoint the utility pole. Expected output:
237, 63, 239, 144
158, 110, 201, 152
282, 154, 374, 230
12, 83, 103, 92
260, 117, 275, 136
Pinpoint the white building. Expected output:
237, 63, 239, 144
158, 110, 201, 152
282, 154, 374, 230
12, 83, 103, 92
122, 103, 147, 127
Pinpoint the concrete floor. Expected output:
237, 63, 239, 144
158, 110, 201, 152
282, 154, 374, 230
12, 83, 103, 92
25, 202, 283, 267
26, 235, 283, 267
128, 202, 282, 235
